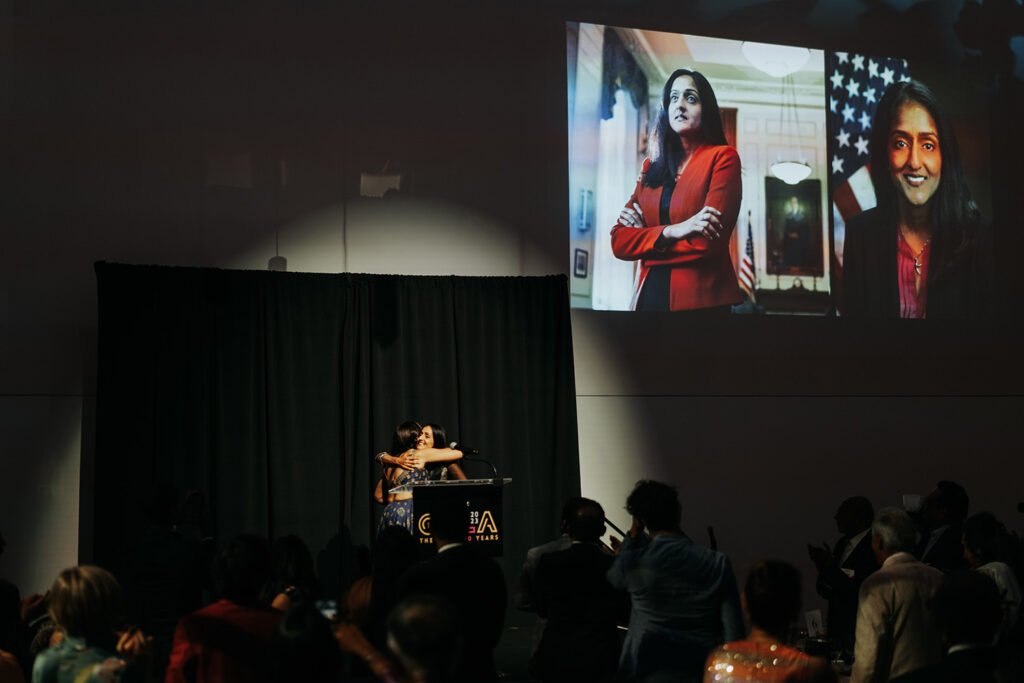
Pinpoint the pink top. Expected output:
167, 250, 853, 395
897, 231, 929, 319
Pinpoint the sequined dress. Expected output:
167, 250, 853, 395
703, 640, 835, 683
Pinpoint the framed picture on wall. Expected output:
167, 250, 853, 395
765, 178, 824, 277
574, 249, 589, 278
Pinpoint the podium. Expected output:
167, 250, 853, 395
389, 478, 511, 557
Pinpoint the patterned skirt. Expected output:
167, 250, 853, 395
378, 499, 414, 534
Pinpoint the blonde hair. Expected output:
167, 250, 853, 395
48, 565, 126, 645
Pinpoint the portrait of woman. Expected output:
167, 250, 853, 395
842, 79, 989, 319
610, 68, 743, 313
374, 422, 462, 534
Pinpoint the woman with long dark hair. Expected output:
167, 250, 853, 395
843, 79, 989, 318
611, 68, 742, 313
375, 422, 462, 534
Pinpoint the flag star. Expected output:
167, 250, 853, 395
899, 73, 911, 82
845, 77, 860, 99
859, 110, 872, 130
881, 66, 895, 86
830, 69, 845, 90
836, 52, 849, 64
852, 54, 865, 71
868, 59, 879, 78
864, 86, 877, 104
832, 154, 845, 174
842, 103, 856, 123
855, 136, 869, 156
836, 129, 851, 148
830, 95, 838, 113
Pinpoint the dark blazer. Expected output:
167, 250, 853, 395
398, 544, 507, 683
816, 531, 878, 645
919, 524, 968, 572
529, 543, 628, 682
842, 207, 985, 319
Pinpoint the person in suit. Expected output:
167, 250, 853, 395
852, 508, 944, 683
808, 496, 879, 650
515, 497, 584, 613
397, 499, 506, 683
529, 498, 627, 683
918, 480, 969, 572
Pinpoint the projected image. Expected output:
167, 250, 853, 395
828, 52, 992, 319
567, 23, 830, 314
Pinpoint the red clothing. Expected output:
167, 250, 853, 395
896, 230, 929, 318
165, 599, 281, 683
610, 145, 743, 311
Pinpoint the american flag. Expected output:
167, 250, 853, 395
738, 210, 756, 302
829, 51, 910, 267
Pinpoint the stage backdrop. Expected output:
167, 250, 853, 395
94, 263, 579, 598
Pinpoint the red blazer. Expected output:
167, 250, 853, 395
610, 144, 742, 311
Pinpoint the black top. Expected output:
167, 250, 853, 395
842, 207, 989, 319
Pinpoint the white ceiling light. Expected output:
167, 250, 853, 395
770, 74, 814, 185
769, 160, 812, 185
741, 41, 811, 78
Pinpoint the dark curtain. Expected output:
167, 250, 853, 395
94, 263, 579, 598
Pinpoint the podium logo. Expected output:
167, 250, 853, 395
417, 513, 431, 538
476, 510, 498, 534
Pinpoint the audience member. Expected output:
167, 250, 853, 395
917, 481, 969, 571
852, 507, 943, 683
529, 498, 627, 683
963, 512, 1022, 635
608, 480, 744, 682
0, 580, 26, 683
515, 497, 580, 612
32, 566, 150, 683
807, 496, 878, 651
398, 499, 506, 683
929, 570, 1003, 683
703, 560, 836, 683
270, 602, 341, 683
387, 595, 462, 683
165, 534, 280, 683
122, 482, 204, 677
262, 535, 320, 612
366, 526, 420, 650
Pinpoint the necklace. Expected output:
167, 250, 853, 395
912, 241, 930, 276
900, 226, 931, 276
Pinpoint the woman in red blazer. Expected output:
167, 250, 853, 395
611, 68, 742, 313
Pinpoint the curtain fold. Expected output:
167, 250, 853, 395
94, 264, 579, 597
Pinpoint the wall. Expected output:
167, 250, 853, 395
2, 2, 1023, 626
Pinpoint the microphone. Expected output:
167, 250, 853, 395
450, 442, 497, 478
